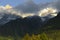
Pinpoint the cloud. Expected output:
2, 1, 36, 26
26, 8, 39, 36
15, 0, 40, 13
14, 0, 59, 13
12, 0, 59, 20
53, 0, 60, 11
45, 0, 60, 11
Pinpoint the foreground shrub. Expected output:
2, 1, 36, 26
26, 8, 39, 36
22, 33, 48, 40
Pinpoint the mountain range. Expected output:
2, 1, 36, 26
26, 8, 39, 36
0, 12, 60, 37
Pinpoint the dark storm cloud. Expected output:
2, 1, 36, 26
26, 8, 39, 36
14, 0, 60, 13
44, 0, 60, 11
52, 0, 60, 11
15, 0, 40, 13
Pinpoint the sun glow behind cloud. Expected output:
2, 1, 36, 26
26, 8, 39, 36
5, 4, 12, 9
0, 4, 12, 10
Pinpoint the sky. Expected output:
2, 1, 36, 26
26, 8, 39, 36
0, 0, 55, 7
